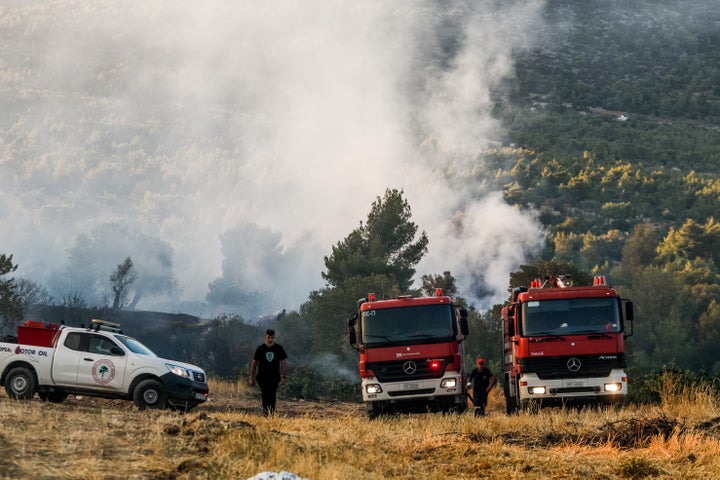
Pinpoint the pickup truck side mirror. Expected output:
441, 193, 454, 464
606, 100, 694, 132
110, 346, 125, 356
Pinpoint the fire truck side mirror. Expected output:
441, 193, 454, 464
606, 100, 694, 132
347, 313, 358, 348
623, 300, 634, 338
459, 307, 469, 336
506, 305, 516, 337
625, 301, 634, 321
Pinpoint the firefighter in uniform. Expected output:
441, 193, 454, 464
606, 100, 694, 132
466, 357, 497, 416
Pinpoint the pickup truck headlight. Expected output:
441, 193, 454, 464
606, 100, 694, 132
166, 363, 191, 378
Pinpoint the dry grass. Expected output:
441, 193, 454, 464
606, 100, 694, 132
2, 380, 720, 480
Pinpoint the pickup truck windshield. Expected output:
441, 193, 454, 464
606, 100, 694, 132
522, 297, 621, 336
361, 304, 454, 346
114, 335, 156, 356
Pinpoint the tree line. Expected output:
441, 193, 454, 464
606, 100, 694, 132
3, 186, 720, 399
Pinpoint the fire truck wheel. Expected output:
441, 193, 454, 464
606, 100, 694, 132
504, 383, 514, 415
4, 367, 37, 400
366, 401, 384, 420
133, 379, 168, 410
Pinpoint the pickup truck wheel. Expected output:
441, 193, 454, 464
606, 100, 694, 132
39, 390, 68, 403
5, 367, 37, 400
133, 379, 168, 410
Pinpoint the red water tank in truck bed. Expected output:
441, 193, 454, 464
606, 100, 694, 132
16, 321, 62, 348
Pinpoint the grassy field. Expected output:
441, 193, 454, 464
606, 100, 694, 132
1, 374, 720, 479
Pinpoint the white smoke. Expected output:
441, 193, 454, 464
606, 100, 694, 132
0, 1, 546, 313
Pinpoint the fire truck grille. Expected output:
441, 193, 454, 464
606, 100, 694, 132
522, 353, 626, 380
388, 388, 436, 397
366, 357, 453, 383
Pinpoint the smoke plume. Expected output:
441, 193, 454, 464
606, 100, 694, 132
0, 1, 546, 313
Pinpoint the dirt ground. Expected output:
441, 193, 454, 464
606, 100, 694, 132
49, 390, 367, 419
199, 392, 366, 418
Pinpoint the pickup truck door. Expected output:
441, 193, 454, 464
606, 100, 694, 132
51, 331, 86, 385
75, 334, 128, 391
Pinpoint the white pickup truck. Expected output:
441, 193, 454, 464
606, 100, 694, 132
0, 319, 208, 410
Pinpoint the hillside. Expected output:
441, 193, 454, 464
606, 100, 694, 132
479, 0, 720, 268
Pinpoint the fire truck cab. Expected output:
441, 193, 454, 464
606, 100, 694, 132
501, 275, 634, 413
348, 289, 470, 418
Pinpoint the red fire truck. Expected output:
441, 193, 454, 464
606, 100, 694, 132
347, 289, 470, 417
501, 274, 634, 413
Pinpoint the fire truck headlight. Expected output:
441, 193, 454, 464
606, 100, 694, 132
604, 383, 622, 392
528, 386, 546, 395
365, 384, 383, 394
440, 378, 457, 389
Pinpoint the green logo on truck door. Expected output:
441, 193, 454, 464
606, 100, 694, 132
92, 359, 116, 384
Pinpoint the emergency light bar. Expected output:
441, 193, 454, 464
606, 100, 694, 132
90, 319, 122, 333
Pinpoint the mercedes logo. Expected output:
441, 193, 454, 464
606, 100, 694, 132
567, 357, 582, 372
403, 361, 417, 375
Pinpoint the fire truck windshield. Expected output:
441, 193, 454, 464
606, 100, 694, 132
522, 297, 621, 336
361, 304, 454, 346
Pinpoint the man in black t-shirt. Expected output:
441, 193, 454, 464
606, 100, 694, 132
249, 329, 288, 416
466, 357, 497, 417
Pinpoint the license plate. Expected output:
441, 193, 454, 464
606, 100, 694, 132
403, 383, 419, 390
566, 381, 585, 388
195, 392, 207, 401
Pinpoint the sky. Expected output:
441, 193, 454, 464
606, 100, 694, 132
0, 0, 547, 315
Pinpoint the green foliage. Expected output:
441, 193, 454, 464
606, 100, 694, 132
282, 365, 321, 399
420, 271, 458, 298
281, 364, 359, 401
303, 189, 430, 360
322, 188, 428, 291
697, 300, 720, 373
463, 307, 502, 377
302, 273, 398, 357
657, 217, 720, 264
617, 457, 662, 479
508, 261, 593, 292
620, 266, 698, 370
628, 368, 720, 405
491, 1, 720, 374
0, 254, 23, 332
187, 314, 261, 378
